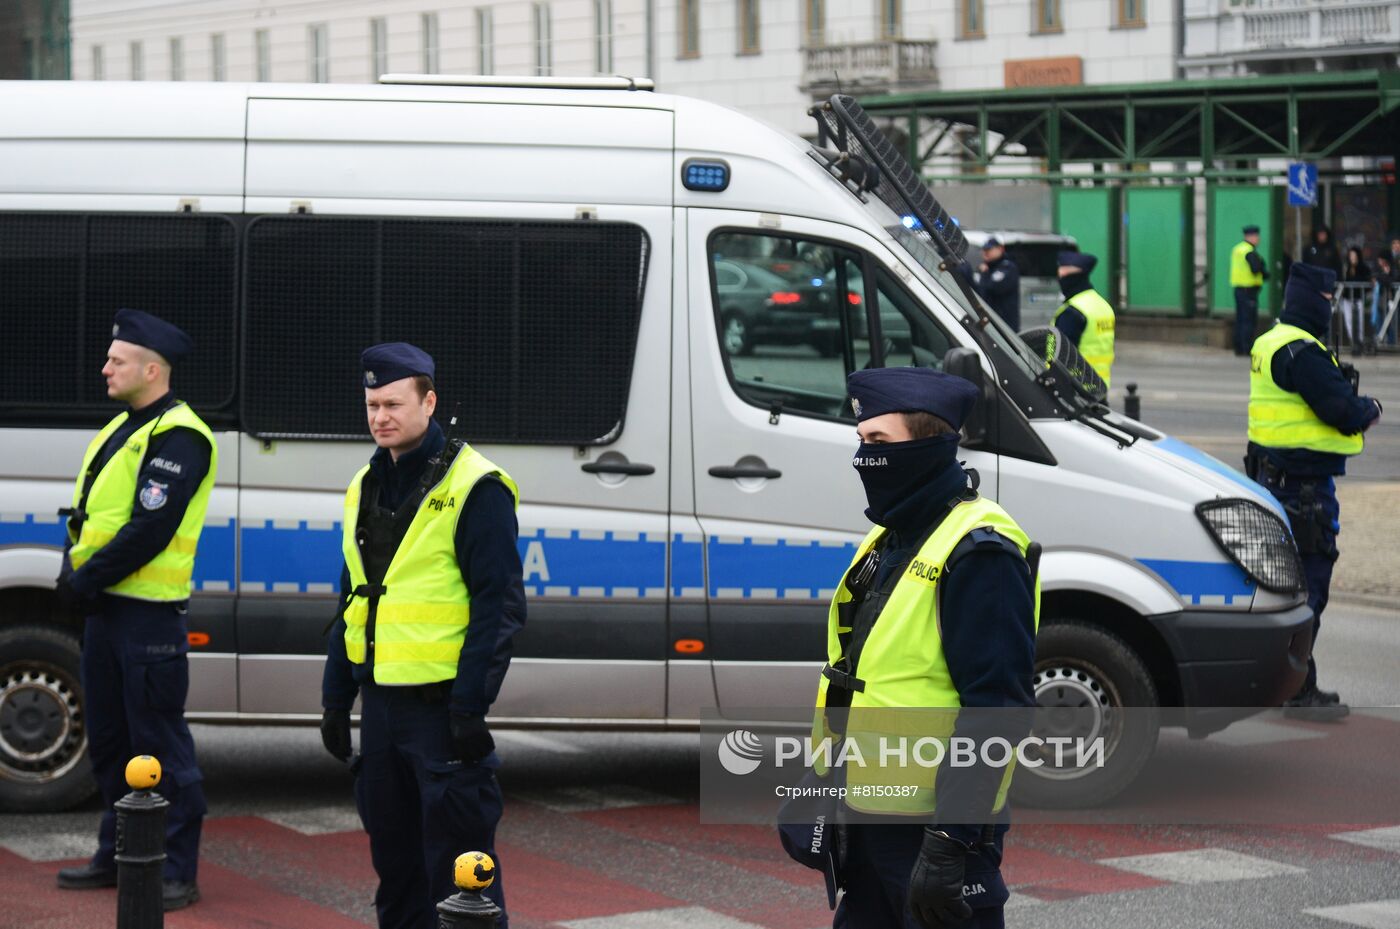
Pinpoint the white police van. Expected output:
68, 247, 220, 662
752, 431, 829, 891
0, 77, 1311, 812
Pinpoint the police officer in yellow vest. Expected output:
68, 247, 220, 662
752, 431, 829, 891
1052, 251, 1115, 387
54, 309, 215, 911
321, 343, 525, 929
814, 368, 1038, 928
1231, 225, 1269, 356
1246, 264, 1381, 720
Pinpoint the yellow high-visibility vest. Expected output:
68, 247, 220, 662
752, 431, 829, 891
812, 496, 1040, 816
1054, 289, 1116, 387
1248, 323, 1363, 456
342, 444, 518, 684
1231, 241, 1264, 289
67, 403, 217, 601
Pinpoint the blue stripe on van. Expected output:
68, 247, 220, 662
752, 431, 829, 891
1137, 558, 1255, 606
671, 534, 705, 597
519, 529, 666, 597
0, 513, 66, 547
706, 536, 857, 599
1153, 436, 1287, 520
240, 519, 342, 592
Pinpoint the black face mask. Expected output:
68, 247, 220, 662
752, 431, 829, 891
852, 434, 961, 525
1059, 271, 1090, 299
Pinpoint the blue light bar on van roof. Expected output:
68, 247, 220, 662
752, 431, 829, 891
682, 159, 730, 192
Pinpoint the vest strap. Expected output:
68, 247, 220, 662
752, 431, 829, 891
821, 660, 866, 694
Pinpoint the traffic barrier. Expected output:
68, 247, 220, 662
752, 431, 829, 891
436, 851, 501, 928
1124, 383, 1141, 421
115, 754, 168, 929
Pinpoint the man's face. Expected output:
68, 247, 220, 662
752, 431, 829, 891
1316, 230, 1329, 244
982, 244, 1004, 263
856, 412, 914, 445
1390, 238, 1399, 255
101, 340, 157, 403
1245, 233, 1260, 246
1057, 265, 1079, 278
365, 379, 436, 452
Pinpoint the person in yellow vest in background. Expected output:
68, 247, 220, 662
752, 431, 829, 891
321, 343, 525, 929
1231, 225, 1270, 356
1246, 264, 1381, 720
54, 309, 215, 911
803, 368, 1039, 928
1053, 251, 1116, 387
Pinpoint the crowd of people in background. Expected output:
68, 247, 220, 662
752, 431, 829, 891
1291, 227, 1400, 353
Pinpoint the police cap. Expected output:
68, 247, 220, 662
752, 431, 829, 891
847, 367, 979, 431
982, 236, 1003, 249
1057, 251, 1098, 275
1286, 262, 1337, 299
361, 342, 435, 389
1243, 225, 1260, 236
111, 309, 193, 365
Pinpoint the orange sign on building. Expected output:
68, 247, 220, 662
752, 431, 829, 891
1004, 56, 1084, 89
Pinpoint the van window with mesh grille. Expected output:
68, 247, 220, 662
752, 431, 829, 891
0, 213, 237, 424
243, 217, 649, 443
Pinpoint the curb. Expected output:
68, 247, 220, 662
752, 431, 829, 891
1330, 592, 1398, 611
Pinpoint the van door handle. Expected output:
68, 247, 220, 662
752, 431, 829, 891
581, 461, 656, 476
708, 465, 782, 480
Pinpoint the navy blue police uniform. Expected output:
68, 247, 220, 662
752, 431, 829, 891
322, 344, 526, 929
972, 238, 1022, 332
1232, 225, 1269, 356
1052, 252, 1096, 345
785, 368, 1037, 929
56, 310, 211, 908
1246, 265, 1381, 716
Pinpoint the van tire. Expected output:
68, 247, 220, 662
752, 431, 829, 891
0, 625, 95, 812
1009, 621, 1159, 810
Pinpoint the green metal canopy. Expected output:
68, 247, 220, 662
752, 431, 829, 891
861, 70, 1400, 182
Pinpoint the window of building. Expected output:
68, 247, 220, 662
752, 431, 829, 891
91, 44, 104, 80
477, 9, 494, 74
533, 3, 552, 75
594, 0, 613, 73
679, 0, 700, 57
129, 40, 144, 80
369, 17, 388, 78
0, 213, 238, 425
1117, 0, 1145, 26
254, 29, 271, 81
421, 13, 440, 73
805, 0, 825, 45
309, 23, 329, 82
880, 0, 902, 38
210, 33, 226, 80
242, 217, 650, 442
1036, 0, 1062, 31
739, 0, 761, 53
960, 0, 985, 36
169, 37, 184, 80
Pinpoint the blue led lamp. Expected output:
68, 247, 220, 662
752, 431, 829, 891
682, 158, 731, 192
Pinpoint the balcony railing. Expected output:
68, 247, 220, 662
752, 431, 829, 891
801, 39, 938, 96
1223, 0, 1399, 50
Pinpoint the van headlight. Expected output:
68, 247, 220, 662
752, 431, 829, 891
1196, 499, 1304, 594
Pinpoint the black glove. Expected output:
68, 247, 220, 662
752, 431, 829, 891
54, 575, 96, 615
320, 708, 352, 762
907, 828, 973, 929
450, 713, 495, 765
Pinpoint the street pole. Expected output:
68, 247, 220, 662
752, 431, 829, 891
116, 755, 168, 929
436, 851, 501, 929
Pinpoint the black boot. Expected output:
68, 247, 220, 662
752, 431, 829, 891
1283, 685, 1349, 721
56, 861, 118, 890
162, 879, 201, 911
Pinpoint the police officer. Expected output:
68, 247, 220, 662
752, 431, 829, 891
813, 368, 1038, 928
321, 343, 525, 929
1246, 264, 1382, 720
1231, 225, 1270, 356
1052, 251, 1115, 387
54, 309, 216, 911
971, 237, 1021, 331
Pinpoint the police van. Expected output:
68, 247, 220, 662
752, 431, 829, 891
0, 77, 1312, 812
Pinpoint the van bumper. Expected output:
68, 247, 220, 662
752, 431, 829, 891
1149, 601, 1312, 737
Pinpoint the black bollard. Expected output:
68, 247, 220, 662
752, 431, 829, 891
1124, 383, 1141, 420
437, 851, 502, 929
116, 755, 168, 929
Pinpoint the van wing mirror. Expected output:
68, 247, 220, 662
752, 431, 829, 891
942, 347, 991, 447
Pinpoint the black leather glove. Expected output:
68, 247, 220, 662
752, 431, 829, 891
907, 828, 973, 929
54, 575, 96, 615
450, 713, 495, 765
320, 709, 352, 762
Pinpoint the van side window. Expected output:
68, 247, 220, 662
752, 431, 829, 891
243, 217, 649, 443
0, 213, 237, 424
873, 270, 953, 369
709, 231, 868, 421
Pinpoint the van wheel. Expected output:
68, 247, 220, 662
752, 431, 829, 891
1009, 622, 1159, 810
0, 625, 95, 812
721, 312, 753, 356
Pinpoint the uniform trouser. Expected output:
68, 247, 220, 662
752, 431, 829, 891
82, 595, 206, 883
1259, 472, 1340, 692
833, 823, 1008, 929
354, 684, 506, 929
1234, 287, 1260, 354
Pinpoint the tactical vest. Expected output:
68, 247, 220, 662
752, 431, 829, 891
1230, 241, 1264, 289
1054, 289, 1116, 387
812, 496, 1040, 816
342, 443, 518, 685
67, 403, 217, 602
1248, 323, 1363, 456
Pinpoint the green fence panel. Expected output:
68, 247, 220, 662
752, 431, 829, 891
1125, 187, 1192, 316
1209, 185, 1281, 318
1054, 187, 1120, 302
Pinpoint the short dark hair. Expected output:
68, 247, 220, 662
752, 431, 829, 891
901, 411, 956, 439
411, 375, 435, 400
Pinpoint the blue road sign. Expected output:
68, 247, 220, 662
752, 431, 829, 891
1287, 163, 1318, 207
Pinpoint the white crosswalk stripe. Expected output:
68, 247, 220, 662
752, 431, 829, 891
0, 830, 96, 863
1303, 899, 1400, 928
560, 906, 769, 929
260, 805, 363, 836
512, 784, 682, 813
1097, 848, 1306, 884
1329, 826, 1400, 854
